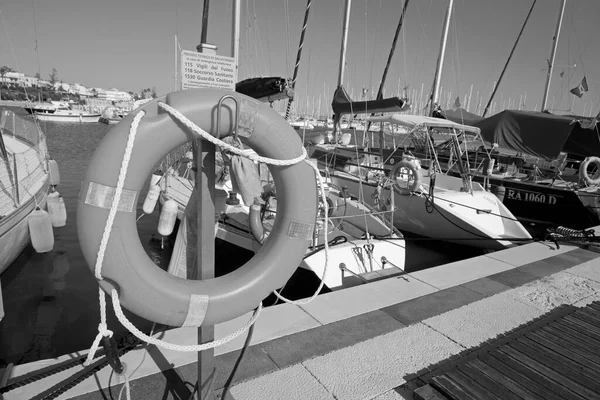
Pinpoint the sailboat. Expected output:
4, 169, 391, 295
0, 110, 55, 276
446, 0, 600, 232
309, 0, 531, 250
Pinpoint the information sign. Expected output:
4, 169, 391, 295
180, 50, 237, 90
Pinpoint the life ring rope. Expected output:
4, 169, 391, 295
159, 102, 308, 166
85, 103, 332, 365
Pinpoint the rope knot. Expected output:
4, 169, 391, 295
98, 323, 114, 338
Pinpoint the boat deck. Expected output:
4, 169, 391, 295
2, 229, 600, 399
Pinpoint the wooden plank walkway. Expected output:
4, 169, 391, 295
415, 302, 600, 400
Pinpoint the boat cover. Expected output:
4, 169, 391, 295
440, 108, 483, 125
236, 77, 289, 100
475, 110, 600, 160
332, 85, 409, 116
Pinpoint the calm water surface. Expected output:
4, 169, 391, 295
0, 111, 482, 366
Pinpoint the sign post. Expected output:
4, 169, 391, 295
185, 2, 238, 398
186, 42, 223, 400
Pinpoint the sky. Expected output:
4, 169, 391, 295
1, 0, 599, 117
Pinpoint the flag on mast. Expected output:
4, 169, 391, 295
570, 76, 588, 98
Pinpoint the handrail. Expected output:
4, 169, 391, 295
339, 263, 369, 284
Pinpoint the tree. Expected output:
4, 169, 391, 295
48, 68, 59, 87
151, 87, 157, 98
35, 72, 41, 80
0, 66, 15, 100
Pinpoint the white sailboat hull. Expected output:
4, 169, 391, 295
326, 171, 531, 250
160, 175, 407, 291
34, 112, 101, 123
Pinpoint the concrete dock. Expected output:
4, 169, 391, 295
2, 232, 600, 399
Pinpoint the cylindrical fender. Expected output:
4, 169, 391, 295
48, 159, 60, 186
389, 160, 422, 195
579, 156, 600, 186
77, 88, 317, 327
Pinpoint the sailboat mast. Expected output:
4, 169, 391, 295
375, 0, 410, 101
365, 0, 410, 132
337, 0, 352, 88
541, 0, 567, 112
333, 0, 352, 137
482, 0, 537, 117
429, 0, 453, 116
284, 0, 313, 120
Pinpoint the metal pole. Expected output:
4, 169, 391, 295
285, 0, 313, 120
429, 0, 453, 116
482, 0, 537, 117
174, 35, 179, 91
541, 0, 567, 112
195, 1, 215, 398
200, 0, 210, 44
231, 0, 241, 68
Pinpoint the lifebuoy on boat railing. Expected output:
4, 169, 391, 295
579, 156, 600, 186
389, 159, 422, 195
77, 88, 317, 327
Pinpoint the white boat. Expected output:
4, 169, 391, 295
99, 106, 129, 124
309, 0, 530, 250
29, 101, 101, 123
0, 110, 51, 275
310, 114, 532, 250
157, 150, 408, 291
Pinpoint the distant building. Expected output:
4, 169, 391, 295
1, 72, 36, 87
70, 83, 92, 97
54, 82, 71, 92
96, 88, 132, 102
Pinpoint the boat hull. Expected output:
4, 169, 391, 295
34, 113, 101, 123
99, 116, 121, 125
326, 172, 531, 250
159, 176, 407, 291
468, 173, 600, 230
0, 178, 50, 274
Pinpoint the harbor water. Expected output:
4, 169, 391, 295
0, 110, 483, 367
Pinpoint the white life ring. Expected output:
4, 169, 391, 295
389, 159, 422, 195
579, 156, 600, 186
77, 88, 317, 327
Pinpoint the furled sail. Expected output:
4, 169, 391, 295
236, 77, 293, 103
331, 85, 409, 116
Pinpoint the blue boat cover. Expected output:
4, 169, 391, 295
475, 110, 600, 160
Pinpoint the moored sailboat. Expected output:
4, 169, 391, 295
309, 0, 531, 249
